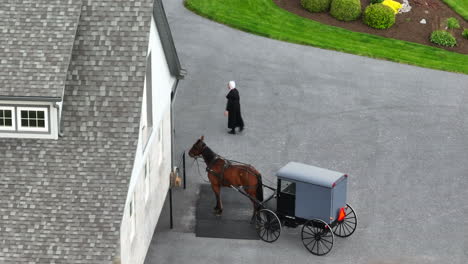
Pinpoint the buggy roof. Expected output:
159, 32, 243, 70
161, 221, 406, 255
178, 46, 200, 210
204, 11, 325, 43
276, 162, 347, 188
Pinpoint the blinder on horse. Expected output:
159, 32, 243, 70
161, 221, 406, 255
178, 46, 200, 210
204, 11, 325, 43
188, 139, 206, 158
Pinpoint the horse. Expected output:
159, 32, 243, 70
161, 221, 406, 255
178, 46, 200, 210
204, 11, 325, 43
188, 136, 263, 220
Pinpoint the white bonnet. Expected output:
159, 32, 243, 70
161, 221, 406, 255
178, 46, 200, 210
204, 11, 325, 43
228, 80, 236, 89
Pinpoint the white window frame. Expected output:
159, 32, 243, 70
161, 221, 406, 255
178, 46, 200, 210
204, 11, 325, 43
158, 122, 163, 166
130, 194, 136, 241
17, 106, 49, 132
145, 160, 150, 202
0, 106, 16, 131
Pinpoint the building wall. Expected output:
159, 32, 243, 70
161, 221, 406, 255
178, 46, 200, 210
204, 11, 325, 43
0, 100, 59, 139
120, 16, 176, 264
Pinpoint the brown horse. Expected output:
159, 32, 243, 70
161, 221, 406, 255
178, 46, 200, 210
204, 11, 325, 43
188, 136, 263, 220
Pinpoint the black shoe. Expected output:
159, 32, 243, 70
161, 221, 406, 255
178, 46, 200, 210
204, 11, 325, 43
239, 127, 244, 132
228, 129, 236, 135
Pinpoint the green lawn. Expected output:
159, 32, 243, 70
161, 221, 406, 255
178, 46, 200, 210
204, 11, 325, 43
184, 0, 468, 74
442, 0, 468, 21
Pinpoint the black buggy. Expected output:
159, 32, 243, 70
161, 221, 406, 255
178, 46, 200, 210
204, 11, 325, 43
231, 162, 358, 256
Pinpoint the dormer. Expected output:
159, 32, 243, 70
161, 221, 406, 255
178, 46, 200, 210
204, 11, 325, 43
0, 97, 61, 139
0, 1, 82, 139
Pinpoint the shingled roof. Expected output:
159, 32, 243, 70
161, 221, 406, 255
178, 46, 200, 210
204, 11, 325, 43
0, 0, 82, 99
0, 0, 155, 262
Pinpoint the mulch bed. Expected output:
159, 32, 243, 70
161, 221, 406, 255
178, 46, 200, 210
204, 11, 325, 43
274, 0, 468, 54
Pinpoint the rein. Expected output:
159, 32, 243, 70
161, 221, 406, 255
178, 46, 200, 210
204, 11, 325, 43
194, 156, 210, 183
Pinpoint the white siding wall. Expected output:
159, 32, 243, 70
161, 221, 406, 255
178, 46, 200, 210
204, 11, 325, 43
120, 16, 176, 264
0, 100, 59, 139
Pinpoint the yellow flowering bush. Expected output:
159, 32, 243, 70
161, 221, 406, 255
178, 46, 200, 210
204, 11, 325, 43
382, 0, 402, 14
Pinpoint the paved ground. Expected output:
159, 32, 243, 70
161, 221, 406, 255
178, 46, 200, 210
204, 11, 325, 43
145, 1, 468, 263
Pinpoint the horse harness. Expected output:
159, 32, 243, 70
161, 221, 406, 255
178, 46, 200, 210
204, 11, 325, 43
194, 141, 260, 190
206, 156, 259, 190
206, 155, 230, 184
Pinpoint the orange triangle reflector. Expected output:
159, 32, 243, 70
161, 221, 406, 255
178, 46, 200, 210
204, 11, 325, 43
337, 207, 346, 222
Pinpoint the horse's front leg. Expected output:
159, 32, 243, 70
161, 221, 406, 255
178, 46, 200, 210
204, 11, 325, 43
214, 188, 223, 216
218, 188, 223, 214
210, 182, 223, 216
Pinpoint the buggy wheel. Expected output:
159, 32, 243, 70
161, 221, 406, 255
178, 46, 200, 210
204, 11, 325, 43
301, 219, 334, 256
255, 209, 281, 243
332, 203, 357, 238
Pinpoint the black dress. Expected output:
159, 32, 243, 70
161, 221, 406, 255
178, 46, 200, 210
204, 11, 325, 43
226, 88, 244, 129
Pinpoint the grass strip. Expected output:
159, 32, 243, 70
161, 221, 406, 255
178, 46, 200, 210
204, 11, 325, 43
441, 0, 468, 21
184, 0, 468, 74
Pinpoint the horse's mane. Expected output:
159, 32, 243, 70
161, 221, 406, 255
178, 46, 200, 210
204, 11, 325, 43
202, 145, 217, 165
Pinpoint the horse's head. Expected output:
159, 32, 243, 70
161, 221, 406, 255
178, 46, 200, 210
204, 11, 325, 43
188, 136, 206, 158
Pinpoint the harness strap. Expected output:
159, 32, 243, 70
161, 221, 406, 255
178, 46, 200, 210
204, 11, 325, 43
205, 156, 260, 189
206, 156, 231, 185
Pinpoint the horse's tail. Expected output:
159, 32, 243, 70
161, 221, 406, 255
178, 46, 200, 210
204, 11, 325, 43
256, 174, 264, 202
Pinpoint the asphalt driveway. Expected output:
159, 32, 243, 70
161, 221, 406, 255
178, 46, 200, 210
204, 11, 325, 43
145, 1, 468, 263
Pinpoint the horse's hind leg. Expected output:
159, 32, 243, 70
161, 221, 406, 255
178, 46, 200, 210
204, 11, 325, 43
246, 188, 258, 224
250, 201, 258, 224
211, 184, 223, 216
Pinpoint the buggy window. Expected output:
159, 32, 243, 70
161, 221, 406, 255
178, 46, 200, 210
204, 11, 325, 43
280, 180, 296, 195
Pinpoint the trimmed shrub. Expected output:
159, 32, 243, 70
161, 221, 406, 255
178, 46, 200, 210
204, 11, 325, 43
301, 0, 332, 13
370, 0, 384, 3
363, 4, 396, 29
446, 17, 460, 29
430, 30, 457, 47
463, 29, 468, 39
330, 0, 362, 22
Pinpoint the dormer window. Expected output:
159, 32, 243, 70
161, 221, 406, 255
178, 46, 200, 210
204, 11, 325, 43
17, 107, 49, 132
0, 106, 15, 131
0, 104, 54, 138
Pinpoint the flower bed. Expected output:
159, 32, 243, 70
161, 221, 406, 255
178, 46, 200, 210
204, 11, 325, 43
276, 0, 468, 54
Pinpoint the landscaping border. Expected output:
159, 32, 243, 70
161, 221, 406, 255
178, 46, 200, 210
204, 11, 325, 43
184, 0, 468, 74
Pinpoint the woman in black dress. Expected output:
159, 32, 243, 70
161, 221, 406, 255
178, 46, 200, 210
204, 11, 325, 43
224, 81, 244, 134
